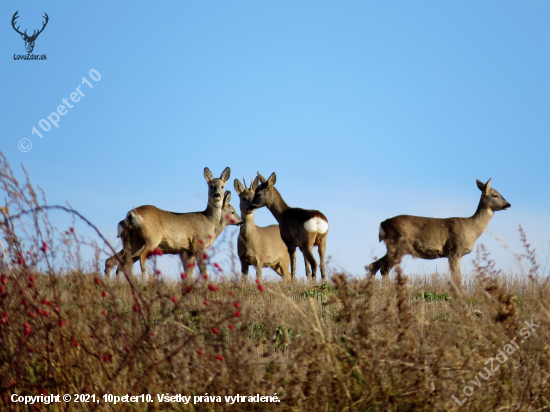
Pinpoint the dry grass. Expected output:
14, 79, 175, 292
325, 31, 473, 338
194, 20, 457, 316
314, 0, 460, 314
1, 151, 550, 411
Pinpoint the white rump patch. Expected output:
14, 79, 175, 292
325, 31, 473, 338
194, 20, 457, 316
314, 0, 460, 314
125, 211, 143, 227
117, 223, 124, 237
304, 217, 329, 234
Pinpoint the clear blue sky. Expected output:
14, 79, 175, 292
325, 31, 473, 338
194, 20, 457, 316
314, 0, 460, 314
1, 1, 549, 279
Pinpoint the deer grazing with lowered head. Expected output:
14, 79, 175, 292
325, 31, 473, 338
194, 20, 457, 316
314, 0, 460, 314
105, 190, 241, 278
368, 179, 511, 285
248, 172, 328, 281
106, 167, 242, 281
234, 176, 291, 282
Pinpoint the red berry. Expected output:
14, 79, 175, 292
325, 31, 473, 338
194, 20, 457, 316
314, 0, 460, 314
186, 286, 192, 293
156, 270, 162, 275
212, 328, 220, 334
94, 278, 100, 285
203, 254, 208, 259
154, 247, 163, 256
197, 349, 203, 355
228, 290, 233, 296
203, 300, 209, 306
59, 320, 66, 327
228, 324, 234, 330
235, 311, 241, 318
29, 312, 34, 318
208, 284, 219, 292
151, 331, 156, 336
102, 310, 107, 316
133, 304, 140, 312
102, 290, 107, 297
215, 355, 224, 361
234, 302, 240, 309
55, 306, 60, 313
258, 284, 264, 292
203, 274, 209, 280
171, 296, 177, 303
199, 239, 204, 244
103, 354, 110, 362
180, 272, 186, 279
29, 275, 35, 282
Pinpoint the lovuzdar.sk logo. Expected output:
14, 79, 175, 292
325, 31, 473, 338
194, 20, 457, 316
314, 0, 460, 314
12, 10, 48, 60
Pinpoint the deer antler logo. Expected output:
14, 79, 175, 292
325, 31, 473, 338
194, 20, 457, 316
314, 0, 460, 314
11, 11, 49, 54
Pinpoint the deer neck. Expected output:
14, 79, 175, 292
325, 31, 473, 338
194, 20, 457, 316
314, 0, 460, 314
240, 213, 257, 239
266, 188, 290, 223
204, 200, 222, 225
471, 197, 494, 238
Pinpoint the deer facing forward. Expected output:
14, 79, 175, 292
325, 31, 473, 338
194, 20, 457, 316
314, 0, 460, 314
369, 179, 511, 284
111, 167, 241, 281
234, 176, 291, 282
105, 191, 241, 278
248, 172, 328, 281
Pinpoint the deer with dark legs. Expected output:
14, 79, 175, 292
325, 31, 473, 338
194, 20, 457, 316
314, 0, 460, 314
104, 191, 241, 278
11, 11, 49, 53
105, 167, 242, 281
248, 172, 328, 281
368, 179, 511, 285
234, 176, 291, 282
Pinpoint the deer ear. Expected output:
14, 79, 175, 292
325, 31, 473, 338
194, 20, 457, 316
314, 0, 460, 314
484, 178, 492, 194
251, 176, 260, 191
234, 179, 244, 194
223, 190, 231, 206
476, 179, 485, 191
257, 172, 267, 184
267, 172, 276, 186
204, 167, 214, 183
220, 167, 231, 183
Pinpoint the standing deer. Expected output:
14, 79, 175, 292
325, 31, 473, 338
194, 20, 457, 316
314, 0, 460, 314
248, 172, 328, 281
110, 167, 241, 281
105, 191, 241, 278
368, 179, 511, 284
234, 176, 291, 282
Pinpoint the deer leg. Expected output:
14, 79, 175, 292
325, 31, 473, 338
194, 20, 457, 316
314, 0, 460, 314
139, 251, 148, 283
105, 251, 123, 277
448, 254, 463, 286
240, 258, 249, 282
115, 254, 139, 277
255, 264, 263, 283
196, 248, 208, 279
288, 246, 297, 279
302, 247, 318, 281
184, 253, 196, 279
318, 236, 327, 279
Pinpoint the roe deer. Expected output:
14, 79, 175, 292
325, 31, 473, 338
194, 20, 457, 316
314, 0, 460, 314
368, 179, 511, 285
234, 176, 291, 282
113, 167, 240, 281
104, 191, 241, 278
248, 172, 328, 281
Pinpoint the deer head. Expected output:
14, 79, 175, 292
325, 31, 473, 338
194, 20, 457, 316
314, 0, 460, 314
204, 167, 231, 208
12, 11, 49, 53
